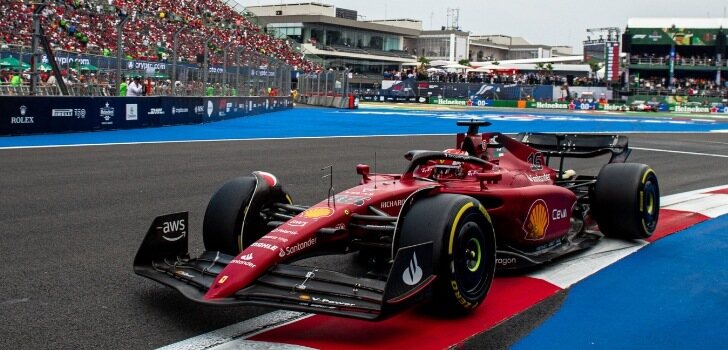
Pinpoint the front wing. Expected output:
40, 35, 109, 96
134, 213, 436, 320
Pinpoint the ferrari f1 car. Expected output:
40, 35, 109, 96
134, 120, 659, 320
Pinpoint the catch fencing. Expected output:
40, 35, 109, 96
296, 69, 356, 108
0, 44, 292, 97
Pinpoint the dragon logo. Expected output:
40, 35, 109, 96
523, 199, 549, 240
402, 252, 423, 286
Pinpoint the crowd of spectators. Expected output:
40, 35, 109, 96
628, 75, 728, 97
630, 53, 726, 67
0, 0, 320, 71
382, 68, 607, 87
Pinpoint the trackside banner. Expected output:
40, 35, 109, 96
428, 97, 468, 106
0, 96, 293, 135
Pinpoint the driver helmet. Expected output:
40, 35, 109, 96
433, 149, 467, 179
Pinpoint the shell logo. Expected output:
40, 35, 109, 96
523, 199, 549, 240
303, 207, 334, 219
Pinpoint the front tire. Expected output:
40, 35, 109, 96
398, 194, 496, 314
593, 163, 659, 239
203, 172, 290, 255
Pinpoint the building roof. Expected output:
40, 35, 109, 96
627, 17, 728, 29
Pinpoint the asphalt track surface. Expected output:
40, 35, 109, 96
1, 108, 727, 349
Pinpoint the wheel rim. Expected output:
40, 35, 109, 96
465, 237, 482, 272
642, 179, 658, 231
454, 220, 489, 295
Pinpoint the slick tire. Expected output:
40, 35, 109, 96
593, 163, 659, 239
203, 174, 290, 255
398, 194, 496, 314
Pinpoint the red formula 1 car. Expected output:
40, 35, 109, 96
134, 121, 659, 320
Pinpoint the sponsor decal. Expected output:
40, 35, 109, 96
226, 102, 233, 113
43, 55, 90, 66
552, 208, 568, 220
402, 252, 423, 286
271, 228, 298, 235
218, 275, 228, 284
251, 242, 278, 251
675, 105, 710, 113
170, 106, 189, 115
125, 104, 138, 121
287, 220, 307, 227
100, 102, 114, 125
528, 174, 551, 183
648, 31, 662, 42
230, 259, 256, 268
303, 207, 334, 219
194, 105, 205, 115
157, 219, 186, 241
603, 104, 628, 111
535, 239, 562, 251
175, 270, 195, 278
206, 100, 213, 117
524, 199, 549, 240
240, 253, 253, 261
380, 199, 405, 209
451, 280, 474, 308
261, 235, 289, 243
51, 108, 73, 117
11, 105, 34, 124
298, 294, 311, 301
312, 297, 355, 307
147, 107, 165, 115
334, 194, 369, 206
535, 102, 568, 109
126, 61, 166, 70
433, 98, 467, 106
280, 237, 317, 257
496, 257, 517, 266
218, 99, 227, 117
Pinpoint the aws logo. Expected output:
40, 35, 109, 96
523, 199, 549, 240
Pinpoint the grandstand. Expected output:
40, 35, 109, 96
622, 18, 728, 103
0, 0, 320, 71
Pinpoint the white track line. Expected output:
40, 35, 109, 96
156, 311, 312, 350
631, 147, 728, 158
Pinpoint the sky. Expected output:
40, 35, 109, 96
243, 0, 728, 53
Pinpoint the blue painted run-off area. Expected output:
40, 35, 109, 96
512, 214, 728, 350
1, 106, 727, 148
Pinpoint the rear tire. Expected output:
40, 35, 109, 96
593, 163, 659, 239
398, 194, 496, 314
203, 173, 290, 255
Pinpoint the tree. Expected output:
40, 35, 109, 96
418, 56, 431, 66
458, 59, 471, 67
545, 63, 553, 76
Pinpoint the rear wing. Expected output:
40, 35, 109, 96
514, 133, 631, 164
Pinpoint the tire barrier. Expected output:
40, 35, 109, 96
0, 96, 293, 135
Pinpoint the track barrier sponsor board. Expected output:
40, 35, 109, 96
0, 96, 292, 135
